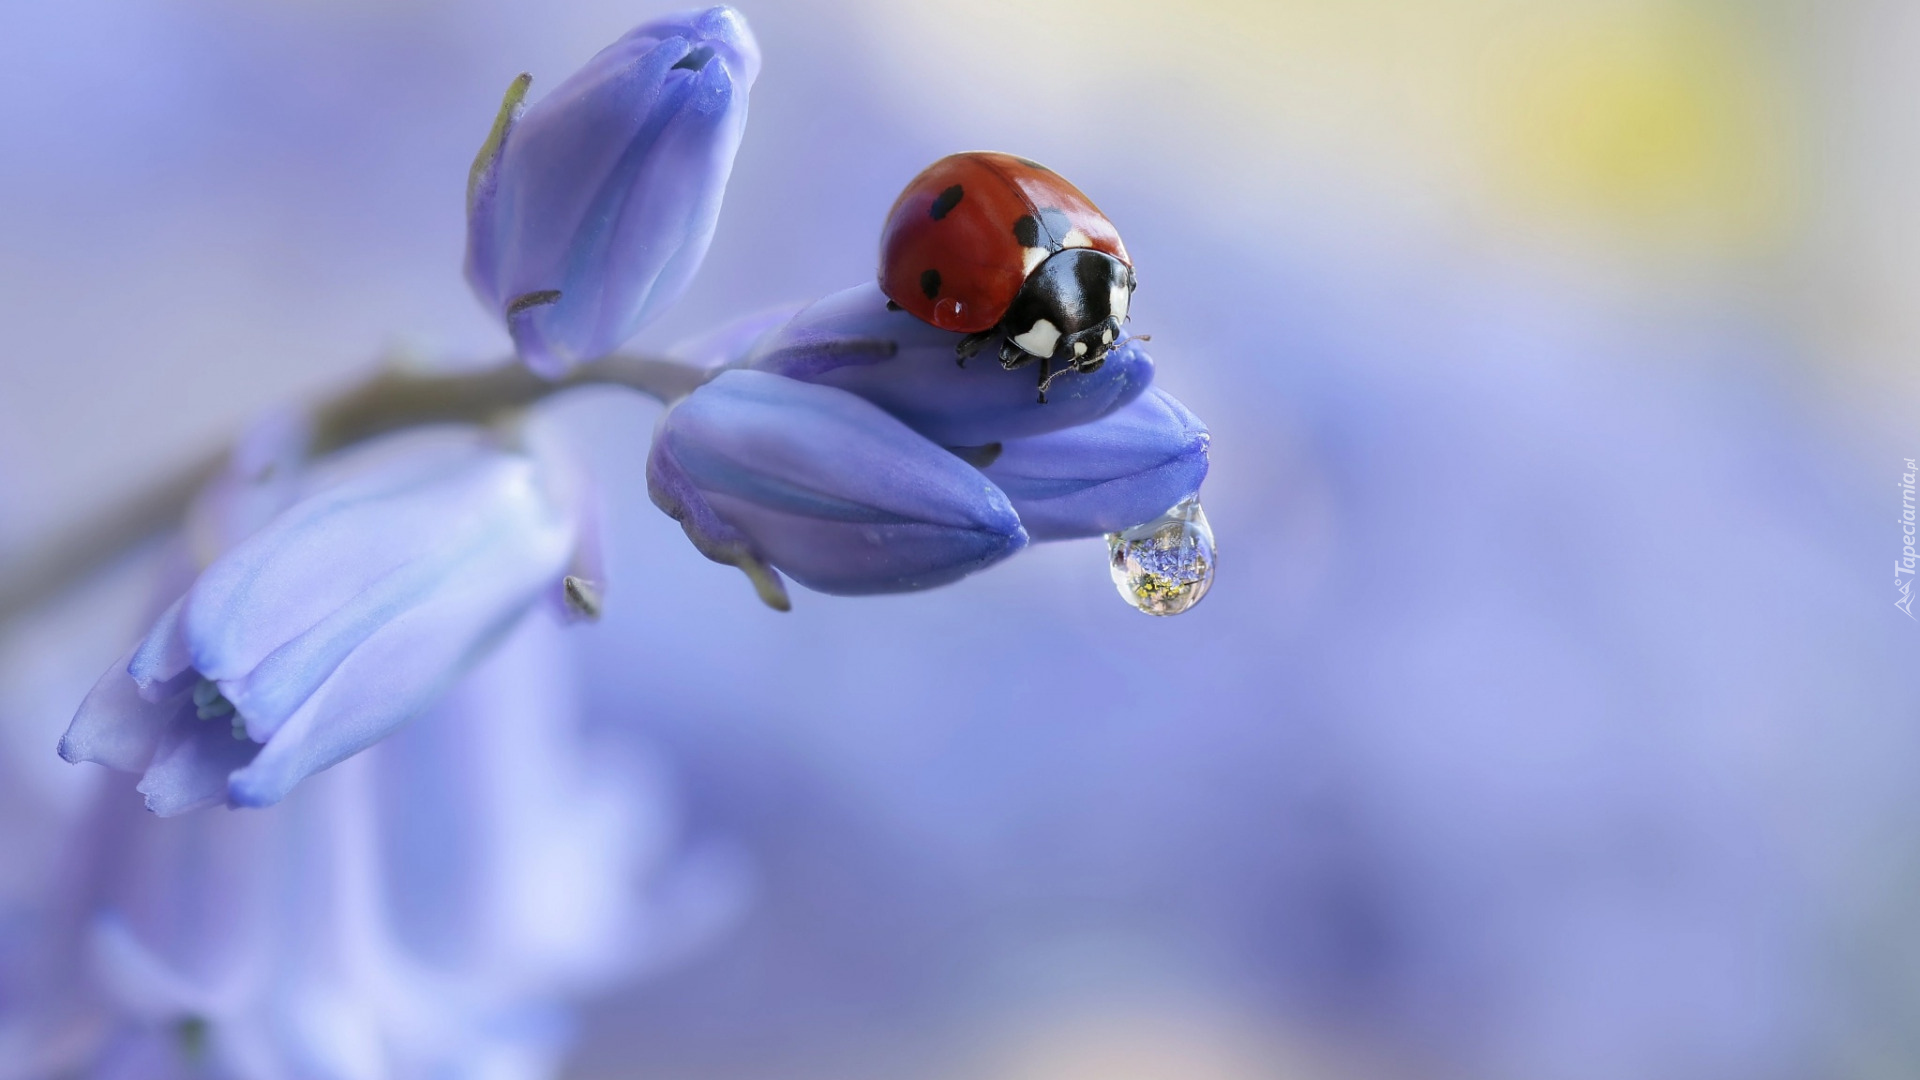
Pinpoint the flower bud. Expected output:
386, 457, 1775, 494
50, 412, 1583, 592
746, 283, 1154, 447
466, 7, 759, 376
648, 370, 1027, 606
982, 388, 1210, 541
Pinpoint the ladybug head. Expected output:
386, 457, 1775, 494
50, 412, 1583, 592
1000, 248, 1136, 373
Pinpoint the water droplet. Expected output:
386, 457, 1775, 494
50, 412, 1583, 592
1106, 496, 1216, 616
932, 296, 967, 329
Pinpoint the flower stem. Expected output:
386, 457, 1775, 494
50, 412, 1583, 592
306, 353, 707, 454
0, 353, 707, 622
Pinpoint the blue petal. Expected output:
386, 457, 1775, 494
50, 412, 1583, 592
472, 7, 759, 374
224, 484, 574, 809
59, 645, 185, 773
179, 405, 316, 560
623, 5, 761, 86
651, 370, 1027, 596
223, 459, 566, 740
368, 609, 665, 983
668, 302, 805, 370
748, 282, 1154, 446
983, 387, 1210, 540
648, 423, 790, 610
126, 595, 195, 703
137, 714, 262, 817
180, 429, 566, 742
86, 911, 216, 1019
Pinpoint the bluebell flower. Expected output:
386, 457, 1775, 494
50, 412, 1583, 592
466, 7, 759, 377
648, 369, 1029, 608
58, 426, 579, 813
364, 610, 748, 995
745, 283, 1155, 446
647, 291, 1211, 606
981, 387, 1210, 541
8, 607, 739, 1078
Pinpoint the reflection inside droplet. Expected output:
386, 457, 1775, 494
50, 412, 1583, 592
1106, 495, 1215, 616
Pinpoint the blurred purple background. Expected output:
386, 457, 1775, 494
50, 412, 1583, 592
5, 1, 1920, 1077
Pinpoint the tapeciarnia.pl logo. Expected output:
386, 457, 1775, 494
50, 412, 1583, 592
1899, 458, 1916, 619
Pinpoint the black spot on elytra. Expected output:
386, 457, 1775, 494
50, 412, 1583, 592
920, 268, 942, 300
672, 45, 716, 71
1014, 209, 1077, 251
929, 184, 964, 220
1038, 207, 1074, 246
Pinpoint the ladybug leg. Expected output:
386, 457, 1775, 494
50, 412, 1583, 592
955, 330, 995, 368
1037, 355, 1087, 404
998, 338, 1036, 370
1034, 354, 1053, 405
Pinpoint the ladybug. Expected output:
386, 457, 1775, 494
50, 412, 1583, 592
878, 152, 1136, 402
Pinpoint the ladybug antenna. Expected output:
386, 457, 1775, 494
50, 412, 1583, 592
1036, 363, 1072, 400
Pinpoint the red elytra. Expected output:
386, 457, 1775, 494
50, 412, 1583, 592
878, 152, 1130, 334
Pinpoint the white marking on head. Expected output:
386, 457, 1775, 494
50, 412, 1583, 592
1013, 319, 1060, 357
1109, 279, 1131, 322
1072, 340, 1088, 357
1021, 246, 1048, 276
1061, 227, 1092, 249
1101, 328, 1114, 345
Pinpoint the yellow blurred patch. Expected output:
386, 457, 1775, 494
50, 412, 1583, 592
852, 0, 1798, 258
1472, 5, 1795, 250
974, 1006, 1341, 1080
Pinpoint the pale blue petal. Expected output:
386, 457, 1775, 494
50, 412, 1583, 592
667, 302, 805, 370
652, 371, 1027, 595
87, 910, 217, 1019
126, 595, 194, 703
208, 456, 569, 741
747, 282, 1154, 446
225, 495, 574, 808
137, 719, 262, 817
370, 609, 657, 986
60, 644, 186, 773
983, 387, 1210, 540
180, 429, 527, 719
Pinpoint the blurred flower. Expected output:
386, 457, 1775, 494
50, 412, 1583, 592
5, 608, 739, 1080
466, 7, 760, 377
59, 426, 579, 813
648, 369, 1030, 608
982, 387, 1209, 541
746, 283, 1154, 446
